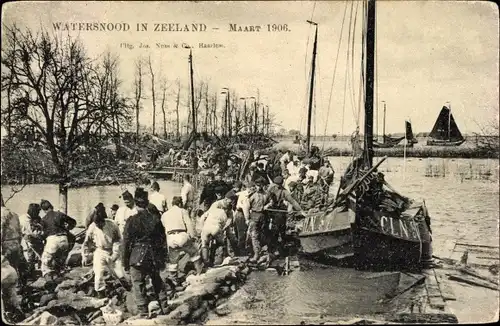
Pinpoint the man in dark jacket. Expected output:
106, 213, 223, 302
122, 188, 168, 317
266, 176, 304, 257
40, 200, 77, 279
199, 172, 231, 211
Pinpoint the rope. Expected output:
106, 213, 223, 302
322, 1, 349, 151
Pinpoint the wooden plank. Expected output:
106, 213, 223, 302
458, 266, 499, 285
455, 242, 499, 249
447, 274, 498, 291
434, 270, 456, 301
423, 269, 446, 310
387, 313, 458, 324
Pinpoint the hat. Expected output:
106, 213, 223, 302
273, 176, 284, 185
111, 204, 119, 211
134, 187, 148, 203
214, 185, 226, 194
225, 190, 237, 200
121, 190, 133, 201
288, 181, 297, 189
207, 171, 215, 178
255, 177, 266, 186
233, 181, 243, 189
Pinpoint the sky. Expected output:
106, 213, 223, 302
2, 0, 499, 136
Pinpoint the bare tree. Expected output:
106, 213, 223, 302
1, 25, 132, 212
133, 57, 144, 141
175, 79, 181, 141
160, 78, 168, 139
147, 55, 157, 136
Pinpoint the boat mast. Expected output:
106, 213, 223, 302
364, 0, 376, 167
447, 101, 451, 141
306, 20, 318, 156
382, 100, 386, 143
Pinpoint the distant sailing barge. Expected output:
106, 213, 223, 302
427, 105, 466, 146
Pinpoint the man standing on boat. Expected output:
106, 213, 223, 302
265, 176, 304, 257
279, 150, 292, 173
318, 160, 335, 197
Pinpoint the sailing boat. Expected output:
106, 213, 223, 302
427, 105, 466, 146
373, 102, 416, 148
298, 0, 432, 270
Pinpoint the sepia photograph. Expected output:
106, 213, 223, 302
1, 0, 498, 324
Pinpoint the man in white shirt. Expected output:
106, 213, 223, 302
181, 175, 195, 217
199, 202, 232, 267
161, 197, 202, 278
286, 156, 301, 176
114, 190, 138, 236
234, 184, 250, 254
82, 210, 127, 297
149, 182, 167, 214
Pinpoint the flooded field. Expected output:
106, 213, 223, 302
2, 157, 498, 323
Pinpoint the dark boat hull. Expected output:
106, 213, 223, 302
298, 204, 354, 256
426, 138, 466, 146
298, 199, 432, 269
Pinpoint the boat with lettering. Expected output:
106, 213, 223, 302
297, 0, 433, 270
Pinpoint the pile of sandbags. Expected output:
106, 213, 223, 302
122, 260, 252, 325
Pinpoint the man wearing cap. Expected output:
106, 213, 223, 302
122, 188, 168, 317
266, 176, 304, 257
110, 204, 119, 220
82, 204, 126, 298
247, 178, 268, 263
161, 196, 202, 281
39, 200, 77, 279
199, 172, 231, 212
115, 190, 138, 236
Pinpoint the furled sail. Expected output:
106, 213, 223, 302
428, 106, 464, 141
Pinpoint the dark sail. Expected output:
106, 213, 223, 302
429, 106, 464, 141
405, 120, 418, 144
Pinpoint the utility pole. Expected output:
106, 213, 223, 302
187, 47, 198, 170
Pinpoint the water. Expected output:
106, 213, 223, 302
2, 157, 498, 321
1, 180, 182, 226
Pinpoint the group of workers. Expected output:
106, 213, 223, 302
1, 145, 335, 320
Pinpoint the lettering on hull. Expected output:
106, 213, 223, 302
379, 215, 420, 241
